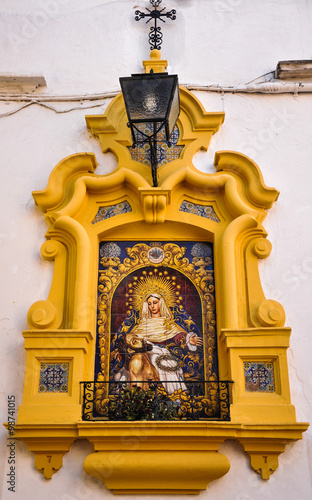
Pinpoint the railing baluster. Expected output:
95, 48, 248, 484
83, 381, 86, 418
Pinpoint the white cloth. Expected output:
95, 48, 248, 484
148, 344, 187, 394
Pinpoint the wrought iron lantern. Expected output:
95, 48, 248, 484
119, 0, 180, 186
120, 71, 180, 187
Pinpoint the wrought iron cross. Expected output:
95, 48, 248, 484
135, 0, 176, 50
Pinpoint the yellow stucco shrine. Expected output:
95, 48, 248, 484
12, 51, 308, 494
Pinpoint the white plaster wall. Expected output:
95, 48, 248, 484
0, 1, 311, 499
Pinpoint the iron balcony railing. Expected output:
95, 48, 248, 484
80, 380, 233, 421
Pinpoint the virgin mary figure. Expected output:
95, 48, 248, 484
111, 290, 203, 394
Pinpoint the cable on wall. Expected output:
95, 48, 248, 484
0, 79, 312, 118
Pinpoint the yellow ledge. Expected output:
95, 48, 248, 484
10, 421, 308, 493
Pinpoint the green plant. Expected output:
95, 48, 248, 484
108, 385, 179, 421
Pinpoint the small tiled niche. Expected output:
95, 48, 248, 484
128, 124, 183, 166
92, 201, 132, 224
179, 200, 221, 223
39, 362, 70, 393
243, 361, 275, 393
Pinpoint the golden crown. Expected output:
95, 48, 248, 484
125, 268, 183, 313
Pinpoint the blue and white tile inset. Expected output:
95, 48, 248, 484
244, 361, 275, 392
39, 362, 69, 393
128, 124, 183, 166
92, 201, 132, 224
179, 201, 220, 223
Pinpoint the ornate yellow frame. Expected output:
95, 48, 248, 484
12, 51, 308, 494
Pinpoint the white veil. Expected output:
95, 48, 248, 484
141, 293, 171, 319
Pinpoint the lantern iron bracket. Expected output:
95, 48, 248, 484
128, 121, 167, 187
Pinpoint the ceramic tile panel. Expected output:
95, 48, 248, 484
128, 124, 183, 166
179, 201, 220, 223
39, 362, 69, 393
244, 361, 275, 392
95, 241, 217, 397
92, 201, 132, 224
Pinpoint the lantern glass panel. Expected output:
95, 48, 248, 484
120, 74, 178, 124
167, 79, 180, 139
